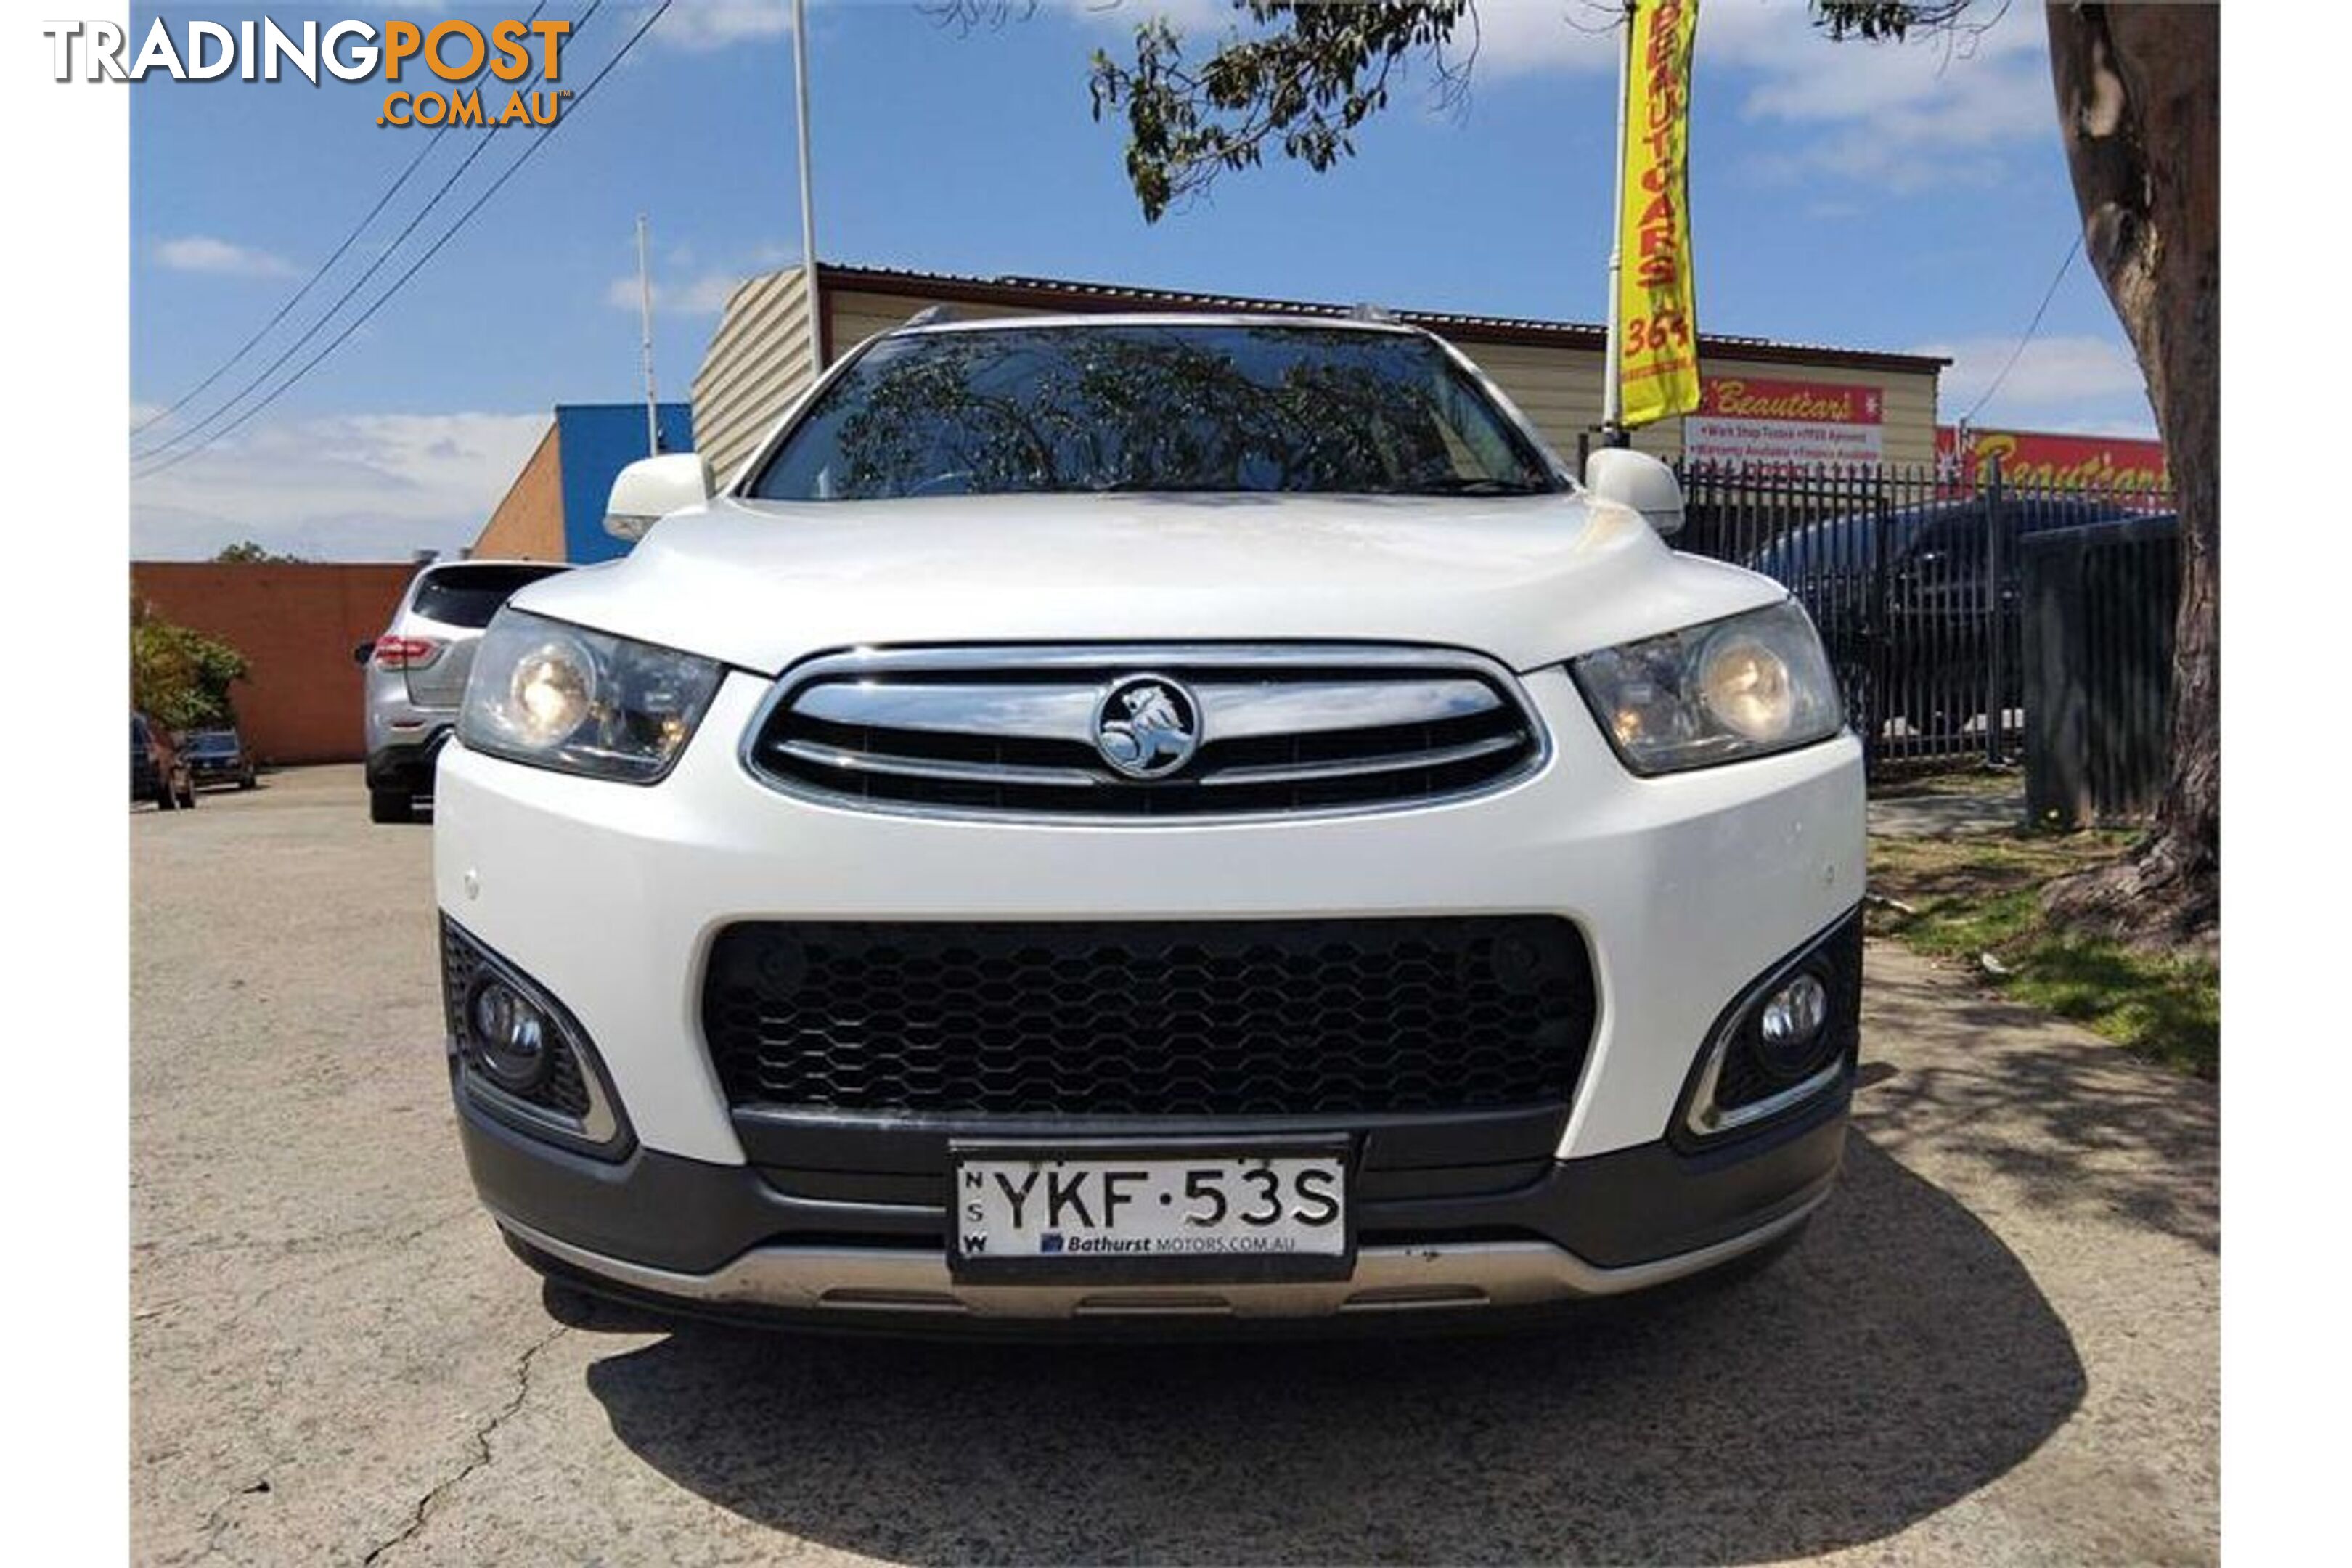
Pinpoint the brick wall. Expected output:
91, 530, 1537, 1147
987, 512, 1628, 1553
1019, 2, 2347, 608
473, 422, 566, 560
131, 561, 420, 764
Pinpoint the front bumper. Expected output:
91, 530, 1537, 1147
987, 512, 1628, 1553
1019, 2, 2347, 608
434, 660, 1865, 1325
460, 1070, 1849, 1326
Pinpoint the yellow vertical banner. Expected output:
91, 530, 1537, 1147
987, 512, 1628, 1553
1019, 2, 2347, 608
1617, 0, 1701, 428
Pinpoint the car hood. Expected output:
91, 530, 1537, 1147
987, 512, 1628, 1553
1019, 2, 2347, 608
509, 492, 1787, 675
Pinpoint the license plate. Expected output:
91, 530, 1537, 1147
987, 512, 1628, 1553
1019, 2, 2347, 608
949, 1141, 1352, 1283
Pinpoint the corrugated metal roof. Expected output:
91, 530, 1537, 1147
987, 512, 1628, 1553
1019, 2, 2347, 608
812, 261, 1950, 374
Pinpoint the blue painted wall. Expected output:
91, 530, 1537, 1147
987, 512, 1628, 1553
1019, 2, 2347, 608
557, 401, 697, 564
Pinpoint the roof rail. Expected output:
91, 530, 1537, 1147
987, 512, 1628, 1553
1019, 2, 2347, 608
902, 304, 959, 328
1347, 303, 1400, 324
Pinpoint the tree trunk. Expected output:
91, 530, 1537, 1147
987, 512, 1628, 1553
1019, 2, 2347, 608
2040, 2, 2218, 952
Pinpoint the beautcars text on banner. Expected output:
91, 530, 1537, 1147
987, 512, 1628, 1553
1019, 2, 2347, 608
1616, 0, 1702, 428
1935, 426, 2170, 492
1683, 377, 1885, 469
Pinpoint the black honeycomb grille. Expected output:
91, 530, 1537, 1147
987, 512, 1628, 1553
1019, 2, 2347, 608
701, 918, 1596, 1118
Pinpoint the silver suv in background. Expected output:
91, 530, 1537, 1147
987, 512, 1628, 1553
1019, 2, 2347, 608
357, 560, 570, 822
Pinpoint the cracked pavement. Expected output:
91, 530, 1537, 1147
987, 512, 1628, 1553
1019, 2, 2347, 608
132, 767, 2216, 1565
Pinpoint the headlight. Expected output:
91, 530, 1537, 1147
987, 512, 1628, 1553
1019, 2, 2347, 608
1569, 599, 1842, 775
459, 610, 723, 783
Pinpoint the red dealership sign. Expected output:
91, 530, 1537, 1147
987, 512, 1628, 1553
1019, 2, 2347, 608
1937, 425, 2169, 494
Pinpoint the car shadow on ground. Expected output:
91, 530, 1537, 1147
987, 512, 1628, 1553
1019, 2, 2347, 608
572, 1132, 2083, 1564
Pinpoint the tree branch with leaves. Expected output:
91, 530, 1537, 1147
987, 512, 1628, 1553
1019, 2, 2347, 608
1081, 1, 1477, 222
131, 596, 250, 732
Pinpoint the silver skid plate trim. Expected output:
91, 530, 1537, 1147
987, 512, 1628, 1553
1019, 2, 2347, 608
496, 1191, 1826, 1320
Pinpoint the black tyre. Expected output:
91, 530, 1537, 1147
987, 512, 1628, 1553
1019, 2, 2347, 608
369, 788, 412, 824
240, 771, 257, 790
152, 783, 177, 812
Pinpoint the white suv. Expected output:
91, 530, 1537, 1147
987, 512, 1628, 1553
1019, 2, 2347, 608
433, 314, 1863, 1330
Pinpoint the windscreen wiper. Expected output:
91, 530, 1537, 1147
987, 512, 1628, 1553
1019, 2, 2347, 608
1398, 477, 1553, 496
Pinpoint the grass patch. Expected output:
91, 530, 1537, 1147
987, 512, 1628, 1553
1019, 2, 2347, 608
1867, 760, 2027, 799
1869, 830, 2218, 1079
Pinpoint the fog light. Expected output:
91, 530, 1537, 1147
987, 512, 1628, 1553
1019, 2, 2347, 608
466, 978, 551, 1093
1757, 971, 1831, 1071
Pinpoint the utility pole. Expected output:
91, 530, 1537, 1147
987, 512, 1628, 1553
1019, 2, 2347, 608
791, 0, 822, 382
635, 213, 660, 457
1598, 0, 1636, 449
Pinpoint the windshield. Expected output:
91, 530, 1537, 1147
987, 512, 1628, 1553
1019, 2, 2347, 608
187, 733, 239, 756
410, 563, 568, 629
748, 324, 1562, 501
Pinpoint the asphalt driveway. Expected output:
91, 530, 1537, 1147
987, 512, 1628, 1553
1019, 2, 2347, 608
131, 767, 2217, 1565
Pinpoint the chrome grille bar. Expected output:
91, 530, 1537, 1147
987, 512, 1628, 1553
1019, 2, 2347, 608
771, 739, 1104, 789
786, 677, 1503, 743
744, 642, 1548, 821
1196, 732, 1524, 788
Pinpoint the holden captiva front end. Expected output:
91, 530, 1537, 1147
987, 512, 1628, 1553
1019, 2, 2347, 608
431, 314, 1865, 1331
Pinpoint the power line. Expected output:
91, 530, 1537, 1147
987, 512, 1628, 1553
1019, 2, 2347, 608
1961, 231, 2083, 427
135, 0, 674, 482
131, 1, 552, 443
134, 0, 603, 467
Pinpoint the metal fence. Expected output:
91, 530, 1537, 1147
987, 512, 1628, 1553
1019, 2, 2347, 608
2020, 512, 2182, 825
1670, 459, 2178, 771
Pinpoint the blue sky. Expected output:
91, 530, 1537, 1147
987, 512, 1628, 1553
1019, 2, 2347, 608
127, 0, 2155, 559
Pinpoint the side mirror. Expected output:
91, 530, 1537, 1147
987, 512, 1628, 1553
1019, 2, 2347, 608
1583, 447, 1684, 537
604, 453, 711, 541
353, 640, 377, 667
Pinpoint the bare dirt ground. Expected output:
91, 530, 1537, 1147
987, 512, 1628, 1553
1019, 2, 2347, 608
131, 767, 2216, 1566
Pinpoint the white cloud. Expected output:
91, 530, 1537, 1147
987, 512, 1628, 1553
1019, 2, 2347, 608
1917, 332, 2156, 433
155, 234, 299, 279
1453, 2, 1622, 75
1051, 1, 1242, 34
607, 240, 800, 317
1648, 0, 2054, 192
1079, 0, 2059, 194
131, 410, 547, 561
653, 1, 793, 51
1923, 332, 2147, 412
2061, 414, 2161, 440
604, 269, 754, 317
1734, 14, 2056, 194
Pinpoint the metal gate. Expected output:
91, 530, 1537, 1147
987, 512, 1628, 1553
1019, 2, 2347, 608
1672, 459, 2176, 769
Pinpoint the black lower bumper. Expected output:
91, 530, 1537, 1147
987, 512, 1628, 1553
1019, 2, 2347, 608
451, 907, 1861, 1328
456, 1068, 1850, 1286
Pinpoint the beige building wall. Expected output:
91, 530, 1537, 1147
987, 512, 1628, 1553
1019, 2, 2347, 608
824, 287, 1070, 356
472, 422, 565, 560
690, 266, 1945, 484
691, 267, 818, 485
